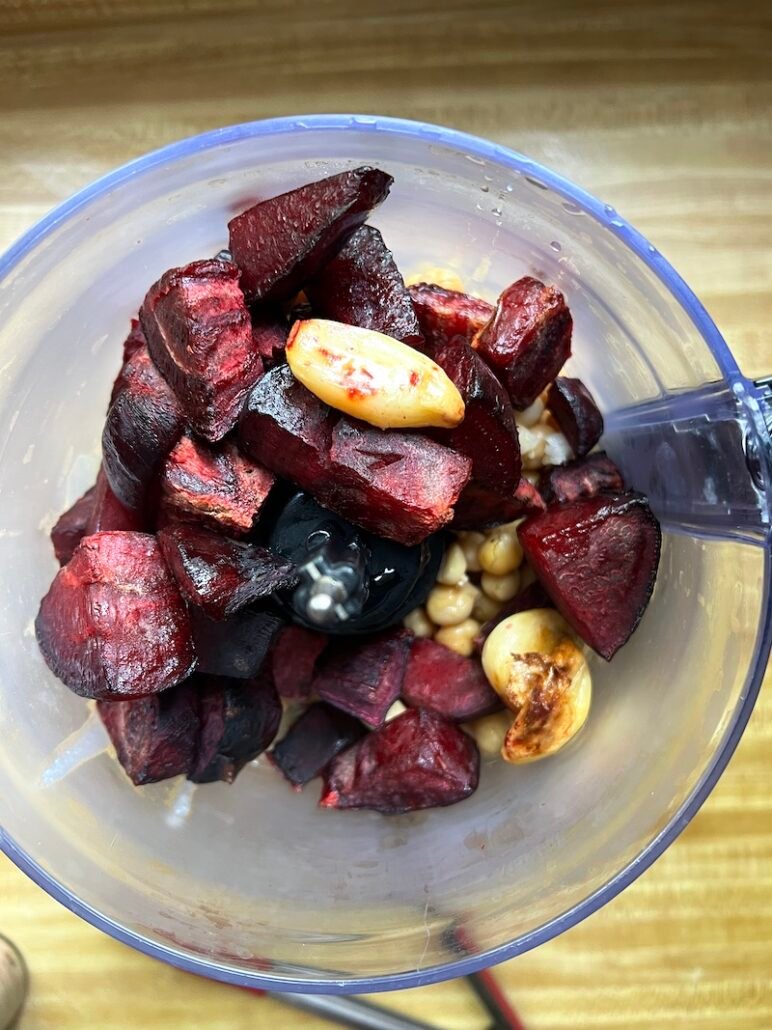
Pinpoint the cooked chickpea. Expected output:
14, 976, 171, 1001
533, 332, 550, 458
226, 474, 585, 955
478, 527, 523, 576
435, 618, 481, 657
519, 425, 547, 470
522, 470, 540, 486
385, 700, 407, 722
403, 606, 435, 638
543, 428, 573, 466
406, 265, 465, 292
426, 582, 478, 627
436, 541, 467, 586
481, 569, 521, 602
464, 710, 513, 759
481, 608, 592, 763
456, 531, 485, 572
472, 591, 503, 624
516, 396, 545, 428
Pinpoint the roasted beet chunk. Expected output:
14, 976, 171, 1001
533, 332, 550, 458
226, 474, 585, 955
519, 493, 661, 660
430, 338, 521, 526
190, 607, 283, 679
87, 467, 146, 534
539, 452, 624, 505
228, 167, 393, 302
475, 277, 572, 408
475, 581, 553, 648
158, 523, 297, 621
402, 639, 501, 721
548, 377, 603, 457
36, 532, 196, 700
109, 319, 148, 406
50, 486, 96, 565
140, 259, 262, 442
102, 345, 184, 511
251, 312, 289, 367
320, 709, 480, 814
409, 283, 494, 352
190, 671, 282, 784
271, 703, 365, 786
306, 226, 425, 350
239, 365, 336, 486
160, 435, 275, 537
272, 625, 328, 700
240, 368, 471, 546
313, 629, 412, 729
98, 681, 199, 785
328, 420, 472, 546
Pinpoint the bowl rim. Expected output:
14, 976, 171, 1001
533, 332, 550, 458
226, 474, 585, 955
1, 113, 769, 996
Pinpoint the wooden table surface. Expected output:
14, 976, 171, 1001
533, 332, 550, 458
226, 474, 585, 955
1, 2, 770, 1027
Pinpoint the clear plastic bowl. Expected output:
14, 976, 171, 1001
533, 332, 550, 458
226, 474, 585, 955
0, 115, 770, 994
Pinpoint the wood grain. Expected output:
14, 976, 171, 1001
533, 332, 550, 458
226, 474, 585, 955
0, 1, 770, 1027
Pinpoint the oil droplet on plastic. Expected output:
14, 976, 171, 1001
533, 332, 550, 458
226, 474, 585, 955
550, 240, 562, 252
562, 200, 583, 215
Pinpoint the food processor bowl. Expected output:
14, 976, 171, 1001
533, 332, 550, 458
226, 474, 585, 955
0, 115, 769, 993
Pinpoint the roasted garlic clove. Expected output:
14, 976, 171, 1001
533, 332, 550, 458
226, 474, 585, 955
481, 608, 591, 763
286, 318, 465, 429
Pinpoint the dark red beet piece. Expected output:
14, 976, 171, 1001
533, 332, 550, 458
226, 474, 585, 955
190, 671, 282, 784
328, 420, 472, 547
87, 467, 145, 535
102, 345, 185, 512
97, 681, 199, 785
239, 365, 336, 487
158, 523, 297, 621
160, 435, 275, 538
109, 319, 149, 407
50, 486, 96, 565
228, 166, 393, 303
320, 709, 479, 814
306, 226, 425, 351
313, 629, 412, 729
271, 625, 328, 700
271, 703, 365, 786
430, 338, 521, 525
452, 476, 545, 530
190, 607, 283, 679
519, 492, 661, 660
548, 377, 603, 457
474, 277, 572, 408
240, 368, 471, 546
539, 452, 624, 505
251, 312, 289, 367
409, 283, 494, 353
36, 532, 196, 700
402, 638, 501, 721
475, 581, 553, 649
140, 259, 262, 442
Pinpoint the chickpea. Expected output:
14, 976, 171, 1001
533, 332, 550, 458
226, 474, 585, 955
523, 470, 540, 486
403, 606, 435, 638
481, 569, 521, 602
472, 591, 503, 624
543, 428, 573, 466
405, 265, 465, 292
435, 617, 481, 657
481, 608, 592, 763
464, 710, 513, 759
436, 541, 468, 586
516, 396, 545, 428
385, 700, 407, 722
519, 425, 547, 470
478, 527, 523, 576
426, 582, 478, 627
456, 531, 485, 572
